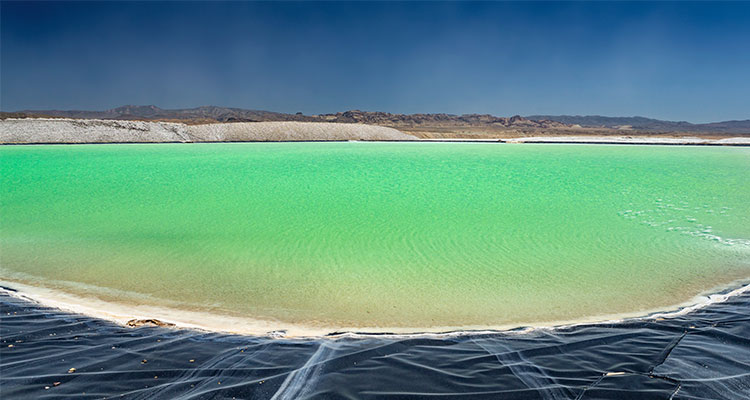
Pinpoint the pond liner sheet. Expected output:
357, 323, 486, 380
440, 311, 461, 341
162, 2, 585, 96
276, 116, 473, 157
1, 290, 749, 399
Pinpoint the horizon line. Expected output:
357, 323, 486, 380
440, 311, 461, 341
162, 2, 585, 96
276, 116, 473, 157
3, 105, 749, 125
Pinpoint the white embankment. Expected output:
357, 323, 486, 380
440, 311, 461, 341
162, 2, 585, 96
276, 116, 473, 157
0, 118, 191, 143
187, 121, 415, 142
0, 118, 416, 143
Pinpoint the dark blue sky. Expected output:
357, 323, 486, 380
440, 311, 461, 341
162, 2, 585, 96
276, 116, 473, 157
2, 1, 748, 122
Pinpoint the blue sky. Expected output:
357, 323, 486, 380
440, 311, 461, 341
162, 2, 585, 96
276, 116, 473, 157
1, 1, 748, 122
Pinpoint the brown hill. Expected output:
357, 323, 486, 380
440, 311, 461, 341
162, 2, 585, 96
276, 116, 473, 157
317, 110, 567, 129
2, 105, 566, 129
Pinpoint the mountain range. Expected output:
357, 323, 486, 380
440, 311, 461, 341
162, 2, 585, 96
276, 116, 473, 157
527, 115, 750, 134
2, 105, 749, 135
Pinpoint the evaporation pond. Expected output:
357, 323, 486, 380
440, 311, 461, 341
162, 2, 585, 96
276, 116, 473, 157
1, 143, 749, 331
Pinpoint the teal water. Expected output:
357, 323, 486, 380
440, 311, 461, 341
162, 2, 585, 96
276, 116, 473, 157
1, 143, 749, 331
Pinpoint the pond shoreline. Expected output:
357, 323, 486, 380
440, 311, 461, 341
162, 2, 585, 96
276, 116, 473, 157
1, 280, 748, 339
2, 284, 749, 398
3, 138, 750, 146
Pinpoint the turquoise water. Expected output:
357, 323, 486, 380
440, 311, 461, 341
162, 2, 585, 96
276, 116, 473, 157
1, 143, 749, 331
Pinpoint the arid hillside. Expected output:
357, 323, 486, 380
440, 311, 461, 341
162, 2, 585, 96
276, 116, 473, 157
2, 105, 749, 138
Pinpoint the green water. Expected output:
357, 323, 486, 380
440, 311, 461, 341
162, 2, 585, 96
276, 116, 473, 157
1, 143, 749, 330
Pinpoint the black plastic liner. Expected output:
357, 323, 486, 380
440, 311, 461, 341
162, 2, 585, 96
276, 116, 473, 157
1, 290, 749, 399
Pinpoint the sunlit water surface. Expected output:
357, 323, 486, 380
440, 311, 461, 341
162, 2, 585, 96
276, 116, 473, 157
1, 143, 748, 331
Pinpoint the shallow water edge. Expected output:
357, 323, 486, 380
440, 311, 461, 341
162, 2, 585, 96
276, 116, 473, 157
2, 283, 750, 399
2, 278, 748, 339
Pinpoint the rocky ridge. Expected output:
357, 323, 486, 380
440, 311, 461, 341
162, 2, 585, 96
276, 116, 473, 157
3, 105, 748, 136
317, 110, 567, 129
3, 106, 568, 130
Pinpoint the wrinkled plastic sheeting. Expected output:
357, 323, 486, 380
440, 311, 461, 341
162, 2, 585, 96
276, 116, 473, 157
1, 291, 749, 399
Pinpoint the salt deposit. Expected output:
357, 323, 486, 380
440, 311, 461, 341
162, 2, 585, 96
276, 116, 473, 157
0, 118, 190, 143
186, 121, 414, 141
0, 118, 416, 144
504, 135, 750, 145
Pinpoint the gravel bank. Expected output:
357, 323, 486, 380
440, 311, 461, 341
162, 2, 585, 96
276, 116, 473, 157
0, 118, 190, 144
186, 121, 414, 141
0, 118, 416, 144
